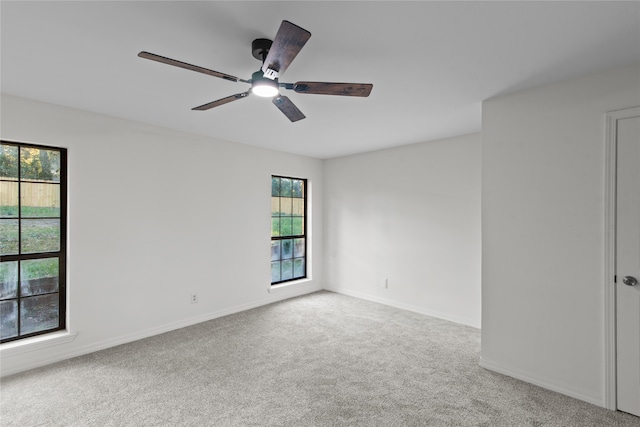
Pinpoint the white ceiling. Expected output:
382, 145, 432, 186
1, 1, 639, 159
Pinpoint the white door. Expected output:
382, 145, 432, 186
616, 112, 640, 417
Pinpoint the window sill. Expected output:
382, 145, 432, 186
269, 278, 313, 293
0, 331, 78, 357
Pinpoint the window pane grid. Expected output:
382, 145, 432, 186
271, 176, 306, 285
1, 141, 66, 343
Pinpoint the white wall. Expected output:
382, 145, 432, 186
323, 133, 482, 327
0, 94, 323, 376
481, 63, 640, 406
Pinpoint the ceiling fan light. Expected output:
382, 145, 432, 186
252, 83, 279, 98
251, 70, 279, 97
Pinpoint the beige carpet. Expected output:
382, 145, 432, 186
1, 291, 638, 426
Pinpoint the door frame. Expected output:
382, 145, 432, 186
604, 106, 640, 410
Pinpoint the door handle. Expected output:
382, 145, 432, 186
622, 276, 638, 287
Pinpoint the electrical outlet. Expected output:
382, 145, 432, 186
190, 293, 198, 304
380, 278, 389, 289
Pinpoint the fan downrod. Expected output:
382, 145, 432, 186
252, 38, 273, 62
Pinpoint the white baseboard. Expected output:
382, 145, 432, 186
1, 283, 321, 377
325, 286, 481, 329
479, 357, 605, 408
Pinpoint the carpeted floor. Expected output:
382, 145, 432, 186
1, 291, 638, 426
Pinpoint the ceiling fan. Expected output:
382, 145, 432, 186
138, 20, 373, 122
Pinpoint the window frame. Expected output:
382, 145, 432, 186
271, 175, 307, 285
1, 140, 67, 344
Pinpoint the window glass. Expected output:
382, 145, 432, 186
0, 219, 19, 255
0, 262, 18, 299
20, 182, 60, 217
1, 181, 19, 217
20, 147, 60, 182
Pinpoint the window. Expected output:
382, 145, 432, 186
271, 176, 306, 284
1, 141, 67, 343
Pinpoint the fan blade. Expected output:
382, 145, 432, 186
292, 82, 373, 97
192, 92, 250, 111
261, 21, 311, 79
138, 52, 248, 83
272, 95, 306, 122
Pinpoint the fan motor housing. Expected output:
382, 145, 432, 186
252, 38, 273, 61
